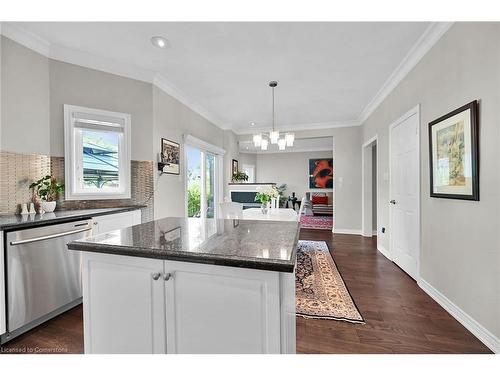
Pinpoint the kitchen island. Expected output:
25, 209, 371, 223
68, 217, 299, 354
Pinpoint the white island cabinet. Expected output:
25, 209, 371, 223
82, 252, 295, 354
72, 217, 298, 354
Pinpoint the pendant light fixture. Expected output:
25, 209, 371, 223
251, 80, 294, 151
269, 81, 279, 144
253, 133, 262, 147
285, 133, 295, 147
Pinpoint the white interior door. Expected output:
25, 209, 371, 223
389, 108, 420, 280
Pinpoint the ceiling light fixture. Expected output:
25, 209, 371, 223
260, 139, 269, 151
253, 133, 262, 147
252, 81, 294, 151
269, 81, 279, 144
278, 138, 286, 151
151, 36, 169, 49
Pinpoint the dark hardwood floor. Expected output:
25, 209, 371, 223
1, 230, 491, 354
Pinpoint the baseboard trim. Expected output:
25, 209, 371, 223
377, 244, 392, 260
334, 228, 362, 235
418, 278, 499, 353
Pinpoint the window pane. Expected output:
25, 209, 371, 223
82, 130, 120, 190
187, 146, 202, 217
205, 153, 215, 218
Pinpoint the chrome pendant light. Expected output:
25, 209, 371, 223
252, 80, 294, 151
269, 81, 280, 144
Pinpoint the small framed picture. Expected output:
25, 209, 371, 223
161, 138, 180, 175
429, 100, 479, 200
232, 159, 238, 175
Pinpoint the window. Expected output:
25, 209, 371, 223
64, 105, 131, 200
184, 134, 225, 219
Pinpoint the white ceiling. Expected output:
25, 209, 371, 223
5, 22, 441, 133
240, 137, 333, 154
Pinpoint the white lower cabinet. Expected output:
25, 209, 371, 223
0, 231, 5, 336
92, 210, 141, 235
164, 260, 282, 354
82, 253, 166, 354
82, 252, 295, 354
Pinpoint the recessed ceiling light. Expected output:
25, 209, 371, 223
151, 36, 169, 49
250, 122, 255, 126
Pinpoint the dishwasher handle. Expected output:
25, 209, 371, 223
9, 226, 93, 246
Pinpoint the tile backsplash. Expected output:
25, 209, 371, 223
0, 151, 154, 222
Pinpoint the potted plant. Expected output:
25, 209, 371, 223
29, 175, 64, 213
232, 171, 249, 183
254, 186, 278, 214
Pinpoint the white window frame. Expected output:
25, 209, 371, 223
183, 134, 225, 219
64, 104, 131, 200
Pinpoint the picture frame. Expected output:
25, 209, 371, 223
161, 138, 180, 175
428, 100, 479, 200
232, 159, 239, 176
308, 158, 333, 189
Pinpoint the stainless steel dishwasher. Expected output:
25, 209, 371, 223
2, 219, 93, 342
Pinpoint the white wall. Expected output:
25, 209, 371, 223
256, 150, 333, 200
223, 130, 240, 198
153, 86, 237, 219
362, 22, 500, 341
49, 59, 154, 161
1, 36, 50, 155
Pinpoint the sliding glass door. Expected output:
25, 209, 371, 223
186, 145, 218, 219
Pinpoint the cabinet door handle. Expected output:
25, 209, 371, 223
152, 272, 161, 281
163, 272, 172, 281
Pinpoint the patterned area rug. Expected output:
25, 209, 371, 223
296, 240, 364, 324
300, 215, 333, 230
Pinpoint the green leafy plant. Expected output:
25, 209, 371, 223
29, 175, 64, 202
254, 186, 278, 204
254, 192, 270, 204
187, 182, 201, 217
232, 171, 249, 182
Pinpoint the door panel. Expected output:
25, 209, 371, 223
164, 260, 281, 354
390, 110, 420, 279
82, 253, 165, 354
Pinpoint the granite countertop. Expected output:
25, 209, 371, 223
0, 206, 145, 231
68, 217, 299, 273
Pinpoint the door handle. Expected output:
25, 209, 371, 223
152, 272, 161, 281
389, 200, 396, 205
163, 272, 172, 281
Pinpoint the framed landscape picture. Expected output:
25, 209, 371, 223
161, 138, 180, 175
309, 158, 333, 189
429, 100, 479, 200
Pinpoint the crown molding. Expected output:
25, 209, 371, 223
239, 145, 333, 154
234, 119, 361, 135
0, 22, 50, 56
153, 74, 230, 130
357, 22, 453, 124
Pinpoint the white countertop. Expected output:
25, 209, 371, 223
242, 208, 298, 222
